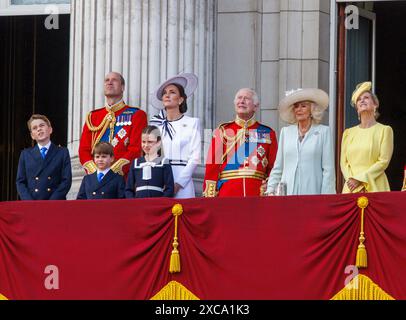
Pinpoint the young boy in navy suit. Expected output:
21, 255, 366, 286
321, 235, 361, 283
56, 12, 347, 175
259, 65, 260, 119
16, 114, 72, 200
77, 142, 125, 199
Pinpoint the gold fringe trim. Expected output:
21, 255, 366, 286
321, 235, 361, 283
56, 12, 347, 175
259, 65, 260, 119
169, 204, 183, 273
151, 281, 200, 300
356, 197, 369, 268
331, 275, 395, 300
0, 293, 8, 300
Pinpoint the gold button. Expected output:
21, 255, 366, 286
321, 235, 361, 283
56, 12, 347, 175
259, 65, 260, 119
47, 188, 51, 192
48, 177, 51, 180
34, 189, 39, 192
92, 192, 96, 196
35, 177, 39, 181
101, 192, 105, 195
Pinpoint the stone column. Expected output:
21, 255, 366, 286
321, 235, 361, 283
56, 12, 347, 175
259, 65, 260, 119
216, 0, 331, 132
277, 0, 331, 128
67, 0, 215, 198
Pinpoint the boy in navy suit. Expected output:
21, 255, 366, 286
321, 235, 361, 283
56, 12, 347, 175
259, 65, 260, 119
16, 114, 72, 200
77, 142, 125, 199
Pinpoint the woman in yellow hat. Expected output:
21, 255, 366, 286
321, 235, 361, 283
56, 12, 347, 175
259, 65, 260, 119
340, 82, 393, 193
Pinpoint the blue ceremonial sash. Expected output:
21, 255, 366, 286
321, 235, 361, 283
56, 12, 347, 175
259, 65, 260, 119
217, 125, 272, 190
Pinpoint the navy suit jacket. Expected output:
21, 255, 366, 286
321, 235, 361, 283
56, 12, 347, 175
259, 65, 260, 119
76, 170, 125, 200
16, 143, 72, 200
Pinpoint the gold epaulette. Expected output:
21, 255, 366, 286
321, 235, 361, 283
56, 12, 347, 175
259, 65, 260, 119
402, 170, 406, 191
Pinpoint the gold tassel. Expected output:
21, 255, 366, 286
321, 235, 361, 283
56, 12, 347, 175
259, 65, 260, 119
331, 274, 394, 300
0, 293, 8, 300
151, 281, 200, 300
169, 204, 183, 273
356, 197, 369, 268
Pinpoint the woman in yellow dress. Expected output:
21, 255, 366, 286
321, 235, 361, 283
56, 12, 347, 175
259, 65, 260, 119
340, 82, 394, 193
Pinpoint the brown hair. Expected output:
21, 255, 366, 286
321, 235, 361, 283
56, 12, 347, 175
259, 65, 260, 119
142, 125, 163, 156
162, 83, 188, 114
92, 142, 114, 156
27, 114, 52, 131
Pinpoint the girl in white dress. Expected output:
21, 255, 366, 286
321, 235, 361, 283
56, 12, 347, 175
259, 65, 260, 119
150, 73, 201, 199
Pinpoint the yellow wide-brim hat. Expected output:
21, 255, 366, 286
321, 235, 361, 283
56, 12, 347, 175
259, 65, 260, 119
279, 88, 329, 123
351, 81, 372, 107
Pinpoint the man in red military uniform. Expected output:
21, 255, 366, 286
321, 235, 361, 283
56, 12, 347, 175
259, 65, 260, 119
79, 72, 147, 177
203, 88, 278, 197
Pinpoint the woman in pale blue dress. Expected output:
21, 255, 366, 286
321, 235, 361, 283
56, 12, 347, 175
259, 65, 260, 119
266, 88, 336, 195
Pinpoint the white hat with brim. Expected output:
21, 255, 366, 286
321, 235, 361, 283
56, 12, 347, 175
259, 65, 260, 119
279, 88, 329, 123
150, 73, 198, 110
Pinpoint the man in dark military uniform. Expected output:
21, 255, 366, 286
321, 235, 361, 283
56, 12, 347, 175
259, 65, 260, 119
16, 114, 72, 200
78, 72, 147, 177
203, 88, 278, 197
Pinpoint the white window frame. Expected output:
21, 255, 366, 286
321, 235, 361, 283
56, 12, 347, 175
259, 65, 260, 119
0, 0, 70, 16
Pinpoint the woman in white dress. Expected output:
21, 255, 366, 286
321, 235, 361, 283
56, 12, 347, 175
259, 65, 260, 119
150, 73, 201, 198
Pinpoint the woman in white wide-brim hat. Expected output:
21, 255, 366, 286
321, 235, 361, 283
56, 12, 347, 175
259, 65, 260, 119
340, 81, 393, 193
149, 73, 201, 199
266, 88, 336, 195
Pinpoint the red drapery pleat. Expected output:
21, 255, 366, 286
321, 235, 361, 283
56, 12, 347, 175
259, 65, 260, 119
1, 192, 406, 300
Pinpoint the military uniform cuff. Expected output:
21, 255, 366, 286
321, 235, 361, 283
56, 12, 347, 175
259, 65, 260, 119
203, 180, 218, 197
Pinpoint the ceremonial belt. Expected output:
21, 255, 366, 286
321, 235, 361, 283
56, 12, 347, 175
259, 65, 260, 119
136, 186, 164, 192
169, 160, 188, 166
219, 169, 266, 181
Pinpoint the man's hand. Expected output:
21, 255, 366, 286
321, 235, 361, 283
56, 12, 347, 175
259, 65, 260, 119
260, 179, 268, 196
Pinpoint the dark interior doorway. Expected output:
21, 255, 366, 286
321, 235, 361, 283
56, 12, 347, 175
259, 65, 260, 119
374, 2, 406, 191
0, 14, 70, 201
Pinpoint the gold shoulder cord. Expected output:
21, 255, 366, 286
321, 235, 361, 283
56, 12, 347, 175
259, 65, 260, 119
85, 103, 126, 152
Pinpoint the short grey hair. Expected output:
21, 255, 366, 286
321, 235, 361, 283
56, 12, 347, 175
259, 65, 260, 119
235, 88, 260, 106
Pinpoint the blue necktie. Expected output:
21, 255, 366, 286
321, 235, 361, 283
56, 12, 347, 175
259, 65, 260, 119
40, 147, 47, 159
97, 172, 104, 182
